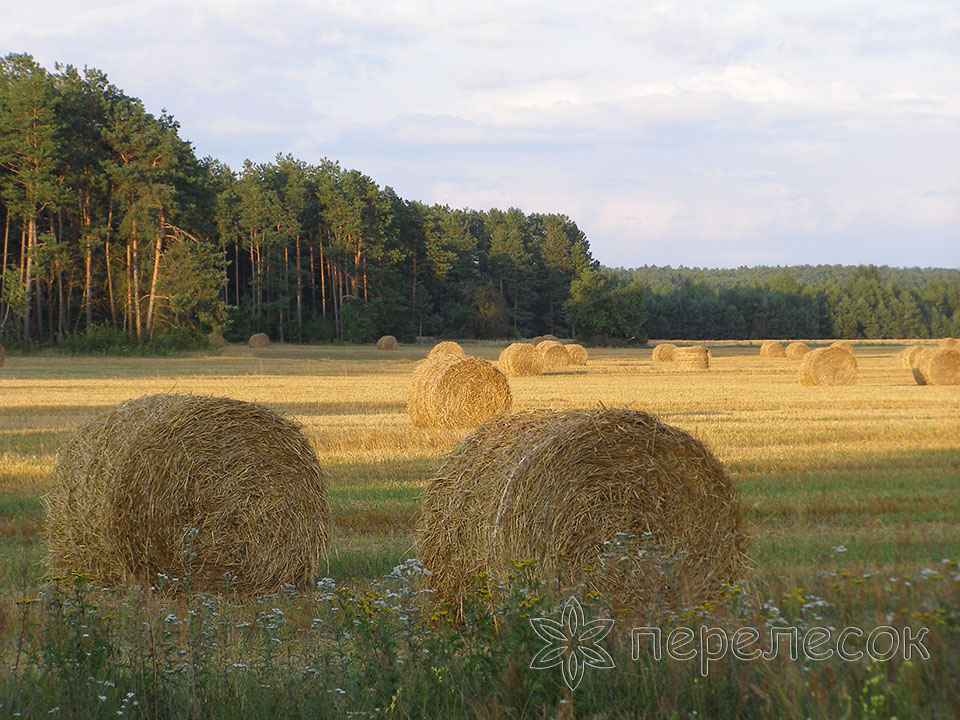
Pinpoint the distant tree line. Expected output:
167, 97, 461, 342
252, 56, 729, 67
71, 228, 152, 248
1, 54, 957, 350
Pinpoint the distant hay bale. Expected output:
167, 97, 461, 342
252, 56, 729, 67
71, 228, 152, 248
565, 343, 588, 366
377, 335, 399, 350
785, 342, 810, 359
498, 343, 543, 376
416, 408, 748, 612
43, 394, 329, 595
912, 348, 960, 386
206, 331, 227, 348
830, 340, 854, 355
530, 336, 545, 346
248, 333, 270, 348
428, 341, 465, 358
799, 346, 858, 386
537, 340, 572, 371
652, 343, 676, 362
759, 341, 786, 358
675, 345, 710, 370
407, 354, 512, 428
898, 345, 925, 370
939, 337, 959, 350
541, 334, 560, 343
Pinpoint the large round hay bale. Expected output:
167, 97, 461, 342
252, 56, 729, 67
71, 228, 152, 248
248, 332, 270, 348
206, 331, 227, 348
830, 340, 854, 355
759, 340, 786, 358
537, 340, 572, 371
675, 345, 710, 370
43, 394, 329, 595
913, 348, 960, 386
377, 335, 399, 350
898, 345, 925, 370
939, 337, 959, 350
416, 408, 747, 612
408, 354, 512, 428
798, 346, 858, 386
785, 341, 810, 359
498, 343, 543, 376
565, 343, 588, 366
428, 341, 464, 358
651, 343, 676, 362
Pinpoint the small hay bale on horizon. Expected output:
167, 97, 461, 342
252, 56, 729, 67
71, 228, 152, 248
428, 340, 465, 358
541, 333, 560, 342
407, 353, 512, 428
675, 345, 710, 370
940, 337, 959, 350
759, 340, 786, 358
652, 343, 676, 362
529, 335, 545, 346
498, 343, 543, 376
536, 340, 572, 371
207, 331, 227, 348
799, 346, 858, 386
43, 394, 330, 595
912, 348, 960, 386
377, 335, 399, 350
785, 341, 810, 359
565, 343, 588, 366
416, 408, 748, 613
248, 332, 270, 348
830, 340, 854, 355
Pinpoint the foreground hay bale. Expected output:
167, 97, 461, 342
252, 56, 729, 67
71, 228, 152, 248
408, 354, 512, 428
799, 346, 858, 386
537, 340, 572, 371
785, 341, 810, 359
651, 343, 676, 362
759, 340, 786, 358
912, 348, 960, 386
675, 345, 710, 370
565, 343, 588, 366
830, 340, 854, 355
248, 332, 270, 348
940, 337, 959, 350
898, 345, 925, 370
416, 408, 747, 612
428, 340, 464, 358
206, 331, 227, 348
498, 343, 543, 376
44, 394, 329, 595
377, 335, 399, 350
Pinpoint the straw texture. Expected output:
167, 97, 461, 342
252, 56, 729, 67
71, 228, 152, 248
799, 346, 858, 386
785, 342, 810, 359
407, 353, 512, 428
912, 348, 960, 386
248, 333, 270, 348
498, 343, 544, 376
652, 344, 676, 362
377, 335, 399, 350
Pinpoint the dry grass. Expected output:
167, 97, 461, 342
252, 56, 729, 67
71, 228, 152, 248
799, 346, 858, 386
785, 341, 810, 359
497, 343, 543, 376
759, 341, 786, 358
43, 393, 330, 595
377, 335, 399, 350
939, 337, 959, 350
248, 333, 270, 348
912, 348, 960, 386
416, 408, 747, 613
652, 343, 676, 362
428, 341, 464, 358
407, 353, 512, 428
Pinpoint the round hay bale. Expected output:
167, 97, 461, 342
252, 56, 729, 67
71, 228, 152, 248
759, 340, 786, 358
913, 348, 960, 386
498, 343, 543, 376
898, 345, 925, 370
798, 346, 858, 386
206, 331, 227, 348
377, 335, 399, 350
565, 343, 588, 366
529, 335, 545, 346
541, 334, 560, 343
939, 337, 959, 350
830, 340, 854, 355
407, 354, 512, 428
248, 332, 270, 349
428, 340, 464, 358
785, 341, 810, 359
416, 408, 748, 612
675, 345, 710, 370
537, 340, 572, 371
651, 343, 676, 362
43, 394, 329, 595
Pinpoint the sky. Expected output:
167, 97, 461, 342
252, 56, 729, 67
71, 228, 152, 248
2, 0, 958, 269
